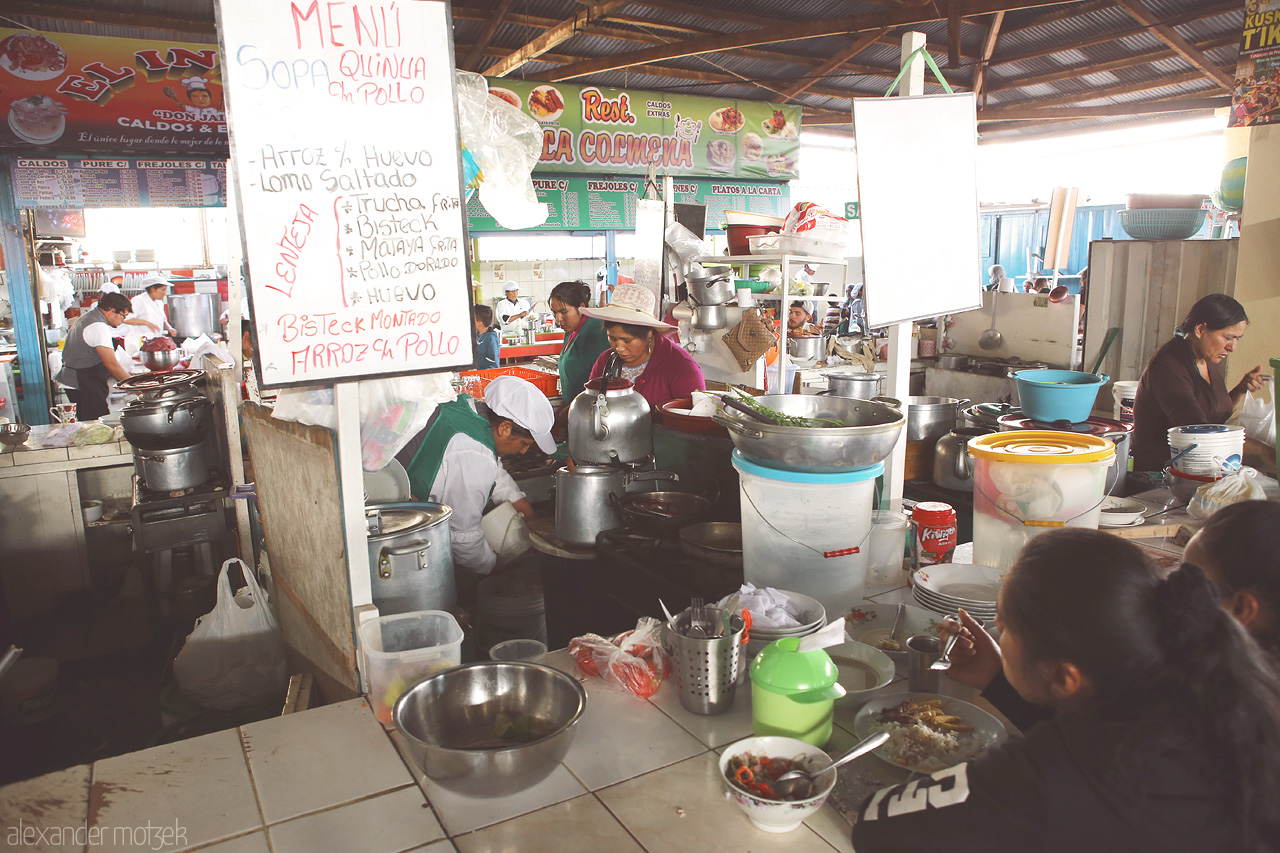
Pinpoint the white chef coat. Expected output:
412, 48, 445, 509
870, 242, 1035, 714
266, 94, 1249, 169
130, 292, 169, 337
496, 297, 531, 326
428, 432, 526, 574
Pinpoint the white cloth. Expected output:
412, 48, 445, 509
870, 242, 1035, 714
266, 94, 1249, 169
82, 322, 114, 350
496, 297, 530, 325
130, 292, 168, 336
428, 431, 526, 574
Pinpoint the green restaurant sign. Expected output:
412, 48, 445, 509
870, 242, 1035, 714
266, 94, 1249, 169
467, 175, 791, 232
485, 78, 802, 181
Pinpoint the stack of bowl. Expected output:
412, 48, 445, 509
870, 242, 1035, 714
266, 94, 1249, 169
1165, 423, 1245, 501
741, 589, 826, 664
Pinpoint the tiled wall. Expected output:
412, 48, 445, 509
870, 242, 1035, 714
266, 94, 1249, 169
474, 259, 636, 311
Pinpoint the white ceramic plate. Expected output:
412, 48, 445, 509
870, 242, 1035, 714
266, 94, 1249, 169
911, 585, 996, 616
99, 413, 122, 427
0, 34, 67, 81
913, 563, 1004, 606
1099, 516, 1146, 529
363, 459, 411, 503
843, 601, 945, 660
1099, 496, 1146, 526
853, 692, 1009, 773
528, 85, 565, 122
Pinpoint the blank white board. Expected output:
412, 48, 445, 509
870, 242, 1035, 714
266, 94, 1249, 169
852, 93, 984, 328
216, 0, 474, 388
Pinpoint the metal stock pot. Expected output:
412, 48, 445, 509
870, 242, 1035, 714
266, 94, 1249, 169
365, 502, 455, 616
904, 396, 968, 442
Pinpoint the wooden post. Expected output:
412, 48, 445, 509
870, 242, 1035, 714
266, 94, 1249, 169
881, 31, 928, 507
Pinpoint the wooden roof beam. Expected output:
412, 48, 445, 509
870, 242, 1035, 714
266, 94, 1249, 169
972, 11, 1005, 103
6, 1, 216, 34
461, 0, 518, 71
781, 29, 889, 100
986, 34, 1237, 94
1111, 0, 1234, 90
546, 0, 1076, 81
1000, 0, 1114, 36
993, 68, 1221, 110
487, 0, 631, 77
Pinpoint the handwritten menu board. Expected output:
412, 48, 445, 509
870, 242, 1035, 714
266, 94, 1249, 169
465, 176, 789, 232
10, 157, 226, 207
216, 0, 473, 388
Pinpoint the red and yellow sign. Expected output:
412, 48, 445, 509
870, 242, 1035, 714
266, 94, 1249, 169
0, 28, 229, 154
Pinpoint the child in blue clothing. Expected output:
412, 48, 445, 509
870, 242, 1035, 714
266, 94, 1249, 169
473, 304, 499, 368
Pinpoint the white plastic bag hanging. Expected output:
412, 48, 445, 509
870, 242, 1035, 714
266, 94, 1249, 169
1188, 466, 1267, 520
1236, 380, 1275, 448
172, 558, 288, 711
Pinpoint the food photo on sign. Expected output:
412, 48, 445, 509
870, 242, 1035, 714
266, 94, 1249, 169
0, 27, 227, 153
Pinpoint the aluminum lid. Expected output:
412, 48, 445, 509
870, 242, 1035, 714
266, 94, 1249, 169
750, 637, 841, 697
968, 430, 1115, 463
998, 413, 1133, 438
366, 503, 451, 537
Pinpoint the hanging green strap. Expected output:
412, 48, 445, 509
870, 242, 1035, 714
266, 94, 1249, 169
883, 46, 955, 97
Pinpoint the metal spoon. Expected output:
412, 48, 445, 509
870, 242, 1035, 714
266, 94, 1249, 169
931, 629, 962, 671
978, 293, 1003, 350
772, 731, 891, 800
889, 602, 906, 646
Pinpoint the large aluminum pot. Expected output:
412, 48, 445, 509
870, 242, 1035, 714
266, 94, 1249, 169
121, 395, 213, 449
711, 394, 904, 474
553, 465, 678, 546
687, 266, 735, 305
932, 427, 993, 492
568, 378, 652, 464
393, 661, 586, 797
133, 440, 212, 491
366, 502, 455, 615
787, 335, 825, 361
692, 303, 730, 330
905, 396, 968, 442
823, 370, 882, 400
167, 293, 219, 339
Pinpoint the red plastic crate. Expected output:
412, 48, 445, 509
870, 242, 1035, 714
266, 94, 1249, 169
459, 366, 559, 398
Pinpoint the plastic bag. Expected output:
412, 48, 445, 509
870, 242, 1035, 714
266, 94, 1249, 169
454, 70, 547, 230
173, 558, 288, 711
569, 617, 672, 698
359, 373, 455, 470
1189, 466, 1267, 520
1236, 381, 1275, 448
665, 221, 710, 269
39, 422, 115, 446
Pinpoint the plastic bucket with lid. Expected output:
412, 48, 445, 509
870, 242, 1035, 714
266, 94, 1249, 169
1112, 380, 1139, 423
968, 431, 1115, 572
735, 451, 880, 620
1167, 424, 1244, 477
749, 638, 845, 747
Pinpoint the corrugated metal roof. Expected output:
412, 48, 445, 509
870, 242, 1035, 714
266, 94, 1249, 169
3, 0, 1246, 141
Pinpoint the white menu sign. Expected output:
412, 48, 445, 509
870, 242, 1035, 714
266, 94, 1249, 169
216, 0, 474, 387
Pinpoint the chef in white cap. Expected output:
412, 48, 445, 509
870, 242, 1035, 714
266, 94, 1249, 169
496, 283, 531, 327
395, 375, 555, 577
125, 273, 176, 338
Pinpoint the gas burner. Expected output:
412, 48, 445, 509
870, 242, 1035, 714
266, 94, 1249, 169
133, 474, 228, 507
967, 357, 1050, 378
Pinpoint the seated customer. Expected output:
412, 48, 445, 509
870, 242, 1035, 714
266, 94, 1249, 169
581, 284, 705, 410
1182, 499, 1280, 657
395, 376, 554, 577
856, 529, 1280, 852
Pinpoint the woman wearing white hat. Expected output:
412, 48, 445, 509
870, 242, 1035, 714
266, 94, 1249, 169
125, 273, 176, 338
581, 284, 705, 410
496, 283, 531, 326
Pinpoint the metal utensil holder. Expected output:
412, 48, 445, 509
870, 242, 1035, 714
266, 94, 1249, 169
665, 608, 745, 715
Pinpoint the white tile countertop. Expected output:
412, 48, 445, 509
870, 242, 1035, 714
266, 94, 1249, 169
1, 629, 955, 853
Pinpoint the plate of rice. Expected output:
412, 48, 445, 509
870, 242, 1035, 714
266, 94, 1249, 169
853, 693, 1007, 773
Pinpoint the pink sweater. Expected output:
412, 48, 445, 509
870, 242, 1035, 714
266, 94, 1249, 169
588, 332, 706, 410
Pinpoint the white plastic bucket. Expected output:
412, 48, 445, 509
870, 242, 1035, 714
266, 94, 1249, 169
1167, 424, 1245, 476
734, 451, 879, 619
1112, 380, 1139, 423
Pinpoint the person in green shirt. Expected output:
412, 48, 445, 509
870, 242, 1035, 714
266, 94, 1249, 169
549, 280, 610, 432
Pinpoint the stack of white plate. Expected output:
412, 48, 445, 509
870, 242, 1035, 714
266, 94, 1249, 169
910, 563, 1002, 620
135, 249, 157, 262
737, 589, 826, 662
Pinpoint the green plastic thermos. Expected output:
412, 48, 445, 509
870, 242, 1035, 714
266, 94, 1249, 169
749, 637, 846, 747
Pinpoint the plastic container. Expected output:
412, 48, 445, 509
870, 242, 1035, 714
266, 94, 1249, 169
1111, 380, 1139, 423
489, 638, 547, 662
747, 232, 846, 258
749, 638, 845, 746
765, 363, 798, 394
459, 365, 558, 398
0, 656, 58, 725
1119, 208, 1207, 240
1167, 424, 1245, 477
911, 502, 957, 569
1014, 370, 1108, 424
969, 431, 1115, 572
359, 610, 464, 726
735, 453, 880, 620
867, 510, 909, 591
477, 571, 547, 651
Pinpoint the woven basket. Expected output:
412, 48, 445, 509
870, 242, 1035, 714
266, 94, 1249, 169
1119, 208, 1206, 240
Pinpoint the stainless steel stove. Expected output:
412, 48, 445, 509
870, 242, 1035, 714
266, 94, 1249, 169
964, 356, 1051, 378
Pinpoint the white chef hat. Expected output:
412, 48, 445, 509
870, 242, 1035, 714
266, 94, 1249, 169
99, 282, 121, 294
484, 376, 556, 454
181, 76, 209, 93
503, 282, 519, 292
139, 273, 170, 291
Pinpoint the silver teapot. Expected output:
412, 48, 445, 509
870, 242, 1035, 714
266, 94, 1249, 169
932, 427, 993, 492
568, 372, 652, 464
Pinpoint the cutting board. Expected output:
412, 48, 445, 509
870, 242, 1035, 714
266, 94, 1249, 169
1101, 522, 1182, 540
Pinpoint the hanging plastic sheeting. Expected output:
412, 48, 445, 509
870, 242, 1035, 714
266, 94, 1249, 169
454, 70, 548, 230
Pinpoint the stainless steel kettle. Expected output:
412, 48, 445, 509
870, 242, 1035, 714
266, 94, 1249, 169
567, 358, 653, 464
931, 427, 993, 492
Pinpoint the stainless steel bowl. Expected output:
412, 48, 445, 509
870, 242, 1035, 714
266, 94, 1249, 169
712, 394, 905, 473
0, 423, 31, 448
393, 662, 587, 797
141, 348, 181, 371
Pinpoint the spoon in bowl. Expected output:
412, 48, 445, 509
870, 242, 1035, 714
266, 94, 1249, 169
772, 731, 891, 800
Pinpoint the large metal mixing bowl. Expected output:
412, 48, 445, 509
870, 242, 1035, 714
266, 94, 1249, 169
393, 661, 587, 797
712, 394, 904, 473
141, 348, 181, 371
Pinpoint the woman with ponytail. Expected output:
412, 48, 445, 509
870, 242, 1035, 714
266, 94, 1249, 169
854, 528, 1280, 853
